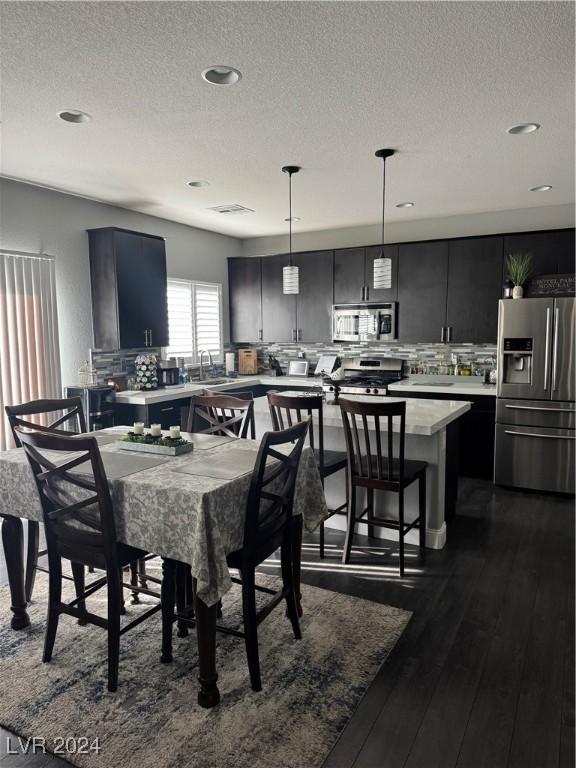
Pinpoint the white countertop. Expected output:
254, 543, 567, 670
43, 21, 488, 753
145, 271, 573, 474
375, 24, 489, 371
253, 392, 471, 436
113, 376, 316, 405
113, 374, 495, 405
388, 379, 496, 397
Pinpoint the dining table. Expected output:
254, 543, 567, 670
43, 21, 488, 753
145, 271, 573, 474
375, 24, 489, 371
0, 426, 329, 707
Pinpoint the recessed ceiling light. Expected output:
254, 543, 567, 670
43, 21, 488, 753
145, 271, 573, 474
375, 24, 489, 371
201, 66, 242, 86
284, 216, 301, 222
529, 185, 552, 192
507, 123, 540, 135
57, 109, 91, 124
395, 202, 415, 208
187, 180, 210, 188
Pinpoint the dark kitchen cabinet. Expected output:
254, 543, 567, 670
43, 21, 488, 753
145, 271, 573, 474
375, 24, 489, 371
334, 248, 366, 303
261, 253, 297, 342
504, 229, 575, 277
88, 227, 168, 350
334, 246, 398, 303
228, 257, 262, 342
397, 241, 449, 343
293, 250, 333, 341
446, 237, 503, 343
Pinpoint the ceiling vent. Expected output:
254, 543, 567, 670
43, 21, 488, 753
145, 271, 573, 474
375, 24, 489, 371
208, 204, 255, 215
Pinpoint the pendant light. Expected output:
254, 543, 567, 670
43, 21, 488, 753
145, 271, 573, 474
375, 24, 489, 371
282, 165, 301, 294
373, 148, 395, 290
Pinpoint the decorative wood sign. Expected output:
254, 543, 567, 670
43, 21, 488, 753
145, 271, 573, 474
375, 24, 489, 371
527, 273, 575, 297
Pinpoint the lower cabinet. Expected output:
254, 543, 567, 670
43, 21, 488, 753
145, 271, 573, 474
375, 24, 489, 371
114, 399, 191, 431
398, 391, 496, 481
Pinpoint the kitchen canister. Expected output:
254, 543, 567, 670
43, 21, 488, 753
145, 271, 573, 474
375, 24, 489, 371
225, 352, 236, 375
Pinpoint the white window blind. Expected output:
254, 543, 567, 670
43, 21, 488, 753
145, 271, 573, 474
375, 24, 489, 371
166, 279, 222, 363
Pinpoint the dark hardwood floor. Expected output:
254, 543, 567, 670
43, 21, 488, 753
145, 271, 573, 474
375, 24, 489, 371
1, 479, 574, 768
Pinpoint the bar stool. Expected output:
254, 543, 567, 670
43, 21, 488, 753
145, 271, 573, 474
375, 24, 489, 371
267, 391, 347, 558
339, 398, 427, 576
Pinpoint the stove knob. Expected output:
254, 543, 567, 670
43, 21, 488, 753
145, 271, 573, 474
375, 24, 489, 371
365, 387, 371, 394
329, 386, 334, 392
373, 388, 379, 394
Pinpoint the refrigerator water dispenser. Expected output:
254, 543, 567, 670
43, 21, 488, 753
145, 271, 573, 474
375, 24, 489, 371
502, 338, 533, 385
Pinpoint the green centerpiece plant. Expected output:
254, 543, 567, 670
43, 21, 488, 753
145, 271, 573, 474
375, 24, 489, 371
506, 252, 533, 299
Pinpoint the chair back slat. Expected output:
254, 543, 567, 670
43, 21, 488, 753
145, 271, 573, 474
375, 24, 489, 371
339, 398, 406, 486
242, 419, 310, 561
267, 391, 324, 472
6, 397, 87, 447
186, 393, 255, 439
15, 429, 120, 571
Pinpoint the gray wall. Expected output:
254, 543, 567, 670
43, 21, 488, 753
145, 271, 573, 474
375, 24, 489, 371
241, 204, 576, 256
0, 179, 241, 388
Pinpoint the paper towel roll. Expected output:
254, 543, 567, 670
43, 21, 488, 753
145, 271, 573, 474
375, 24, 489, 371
225, 352, 236, 375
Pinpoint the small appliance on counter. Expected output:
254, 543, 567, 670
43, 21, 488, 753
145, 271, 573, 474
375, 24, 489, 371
64, 385, 116, 431
288, 360, 309, 377
238, 349, 258, 375
157, 358, 180, 387
268, 355, 284, 376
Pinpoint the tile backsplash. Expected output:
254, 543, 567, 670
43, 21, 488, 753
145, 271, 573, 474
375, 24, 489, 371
229, 342, 497, 376
89, 348, 163, 384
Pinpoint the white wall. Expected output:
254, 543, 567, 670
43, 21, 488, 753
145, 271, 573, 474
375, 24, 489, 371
0, 179, 241, 387
240, 204, 575, 256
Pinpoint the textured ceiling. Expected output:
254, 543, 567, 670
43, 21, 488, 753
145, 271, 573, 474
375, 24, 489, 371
0, 1, 574, 238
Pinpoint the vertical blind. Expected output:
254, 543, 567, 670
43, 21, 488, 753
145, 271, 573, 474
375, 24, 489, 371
166, 279, 222, 363
0, 252, 62, 451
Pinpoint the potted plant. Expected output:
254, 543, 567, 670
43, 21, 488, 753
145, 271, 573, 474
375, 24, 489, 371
505, 252, 533, 299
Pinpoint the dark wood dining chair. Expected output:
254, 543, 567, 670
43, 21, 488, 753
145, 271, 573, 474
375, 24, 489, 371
5, 397, 87, 602
185, 393, 255, 439
16, 428, 162, 691
339, 398, 427, 576
267, 391, 347, 558
163, 418, 310, 692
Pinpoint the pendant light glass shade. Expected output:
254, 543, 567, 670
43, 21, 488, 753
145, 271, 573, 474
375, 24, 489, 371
282, 165, 301, 295
283, 265, 299, 294
373, 252, 392, 289
373, 148, 395, 292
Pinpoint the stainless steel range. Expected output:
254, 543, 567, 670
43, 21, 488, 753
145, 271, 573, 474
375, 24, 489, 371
322, 357, 405, 401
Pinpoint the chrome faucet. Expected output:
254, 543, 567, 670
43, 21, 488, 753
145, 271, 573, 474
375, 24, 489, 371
199, 349, 213, 380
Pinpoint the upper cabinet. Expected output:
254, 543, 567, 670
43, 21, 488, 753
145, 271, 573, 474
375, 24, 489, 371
88, 227, 168, 350
261, 254, 297, 342
293, 250, 333, 342
397, 241, 449, 343
446, 237, 503, 343
334, 246, 398, 304
228, 257, 262, 342
504, 229, 575, 277
228, 228, 574, 346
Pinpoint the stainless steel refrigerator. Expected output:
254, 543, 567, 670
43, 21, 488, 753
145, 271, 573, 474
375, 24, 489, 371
494, 297, 575, 493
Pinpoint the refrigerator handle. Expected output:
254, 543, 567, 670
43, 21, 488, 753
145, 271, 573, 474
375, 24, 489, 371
544, 307, 552, 390
552, 306, 560, 391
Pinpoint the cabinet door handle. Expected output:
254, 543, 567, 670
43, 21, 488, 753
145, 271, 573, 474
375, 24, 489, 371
297, 328, 302, 341
160, 407, 174, 412
291, 328, 296, 342
361, 286, 365, 301
447, 326, 453, 342
365, 286, 369, 301
149, 329, 153, 347
441, 327, 446, 343
144, 329, 149, 346
258, 328, 263, 341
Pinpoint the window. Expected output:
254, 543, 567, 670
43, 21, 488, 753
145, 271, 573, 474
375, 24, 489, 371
166, 279, 223, 363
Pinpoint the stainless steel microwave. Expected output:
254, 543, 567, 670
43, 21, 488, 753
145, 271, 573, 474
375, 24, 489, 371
332, 302, 397, 342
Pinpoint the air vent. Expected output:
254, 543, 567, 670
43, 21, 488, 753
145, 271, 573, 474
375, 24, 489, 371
208, 204, 255, 215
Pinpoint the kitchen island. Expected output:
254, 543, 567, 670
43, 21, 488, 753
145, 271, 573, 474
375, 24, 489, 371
253, 394, 471, 550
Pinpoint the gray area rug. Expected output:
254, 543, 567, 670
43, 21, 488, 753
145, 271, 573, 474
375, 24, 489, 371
0, 564, 410, 768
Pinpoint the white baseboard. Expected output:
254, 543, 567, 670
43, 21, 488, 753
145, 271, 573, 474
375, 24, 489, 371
324, 516, 447, 550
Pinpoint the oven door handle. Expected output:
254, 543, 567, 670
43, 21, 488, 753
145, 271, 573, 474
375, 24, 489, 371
505, 404, 575, 413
